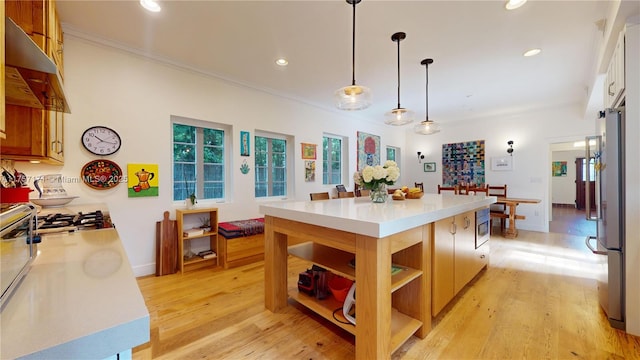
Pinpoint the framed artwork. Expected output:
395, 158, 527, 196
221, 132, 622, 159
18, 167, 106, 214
127, 163, 158, 197
424, 162, 436, 172
357, 131, 381, 171
442, 140, 486, 185
301, 143, 317, 160
240, 131, 250, 157
491, 156, 513, 171
304, 160, 315, 182
552, 161, 567, 176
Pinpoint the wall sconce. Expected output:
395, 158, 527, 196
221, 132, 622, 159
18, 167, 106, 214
417, 151, 425, 163
507, 140, 514, 156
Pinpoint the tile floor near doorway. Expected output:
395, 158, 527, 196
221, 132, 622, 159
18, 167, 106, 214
549, 204, 596, 237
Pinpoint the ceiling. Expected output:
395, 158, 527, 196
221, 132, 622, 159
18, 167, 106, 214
56, 0, 611, 125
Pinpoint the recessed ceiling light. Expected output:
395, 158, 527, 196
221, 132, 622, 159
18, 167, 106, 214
275, 58, 288, 66
505, 0, 527, 10
523, 48, 541, 57
140, 0, 161, 12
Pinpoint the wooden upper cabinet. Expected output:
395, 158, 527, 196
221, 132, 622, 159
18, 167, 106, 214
3, 0, 65, 164
5, 0, 47, 49
46, 0, 64, 78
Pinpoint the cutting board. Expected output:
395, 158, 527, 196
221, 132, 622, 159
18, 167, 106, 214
156, 211, 178, 276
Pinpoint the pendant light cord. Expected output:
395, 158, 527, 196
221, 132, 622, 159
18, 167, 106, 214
351, 0, 356, 86
425, 62, 429, 121
396, 37, 401, 109
422, 58, 433, 122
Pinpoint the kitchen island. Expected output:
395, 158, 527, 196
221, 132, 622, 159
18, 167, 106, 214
0, 215, 149, 359
260, 193, 494, 359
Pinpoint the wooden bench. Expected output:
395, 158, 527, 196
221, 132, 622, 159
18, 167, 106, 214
218, 218, 265, 269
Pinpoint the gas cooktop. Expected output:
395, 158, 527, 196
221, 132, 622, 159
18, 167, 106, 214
36, 210, 113, 234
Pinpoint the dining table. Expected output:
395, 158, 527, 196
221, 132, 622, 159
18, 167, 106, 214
495, 197, 541, 238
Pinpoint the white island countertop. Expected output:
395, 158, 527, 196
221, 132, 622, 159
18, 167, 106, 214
0, 226, 149, 359
260, 193, 496, 238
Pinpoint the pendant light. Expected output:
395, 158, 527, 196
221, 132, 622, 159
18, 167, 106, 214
334, 0, 372, 111
414, 58, 441, 135
384, 32, 414, 125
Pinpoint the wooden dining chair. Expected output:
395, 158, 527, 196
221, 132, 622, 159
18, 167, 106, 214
310, 192, 330, 201
468, 184, 488, 196
414, 182, 424, 192
457, 183, 470, 195
487, 184, 508, 233
438, 185, 458, 194
358, 189, 371, 197
338, 191, 355, 198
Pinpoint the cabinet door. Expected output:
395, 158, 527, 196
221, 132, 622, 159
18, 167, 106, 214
454, 212, 476, 293
432, 217, 455, 316
48, 110, 64, 162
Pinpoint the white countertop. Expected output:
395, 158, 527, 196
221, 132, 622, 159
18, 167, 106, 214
259, 193, 496, 238
0, 227, 149, 359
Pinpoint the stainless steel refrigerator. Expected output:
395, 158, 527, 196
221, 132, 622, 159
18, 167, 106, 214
585, 106, 625, 330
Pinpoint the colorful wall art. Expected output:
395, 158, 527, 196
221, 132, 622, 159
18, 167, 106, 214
552, 161, 568, 176
127, 163, 159, 197
442, 140, 485, 186
357, 131, 380, 171
304, 160, 315, 182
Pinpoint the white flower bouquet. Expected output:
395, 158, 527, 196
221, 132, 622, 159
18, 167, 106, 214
353, 160, 400, 189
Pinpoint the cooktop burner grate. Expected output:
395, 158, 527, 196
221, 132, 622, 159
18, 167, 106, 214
37, 210, 112, 232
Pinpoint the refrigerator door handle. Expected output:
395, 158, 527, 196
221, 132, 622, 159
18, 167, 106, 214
585, 135, 601, 221
585, 235, 607, 255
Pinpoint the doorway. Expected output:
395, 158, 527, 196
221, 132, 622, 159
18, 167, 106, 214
549, 141, 596, 236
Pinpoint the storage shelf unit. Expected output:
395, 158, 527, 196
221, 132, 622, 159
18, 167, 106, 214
282, 223, 427, 357
176, 208, 219, 273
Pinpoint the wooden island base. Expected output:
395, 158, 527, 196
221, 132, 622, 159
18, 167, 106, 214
264, 215, 431, 359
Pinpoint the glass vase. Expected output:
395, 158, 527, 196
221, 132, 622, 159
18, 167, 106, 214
370, 183, 388, 203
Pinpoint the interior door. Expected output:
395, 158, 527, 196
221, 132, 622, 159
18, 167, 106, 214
575, 157, 595, 211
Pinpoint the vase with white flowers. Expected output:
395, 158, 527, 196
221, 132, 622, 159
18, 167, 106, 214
353, 160, 400, 203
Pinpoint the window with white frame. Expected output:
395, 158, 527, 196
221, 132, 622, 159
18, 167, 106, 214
322, 134, 345, 185
172, 117, 229, 202
255, 132, 291, 198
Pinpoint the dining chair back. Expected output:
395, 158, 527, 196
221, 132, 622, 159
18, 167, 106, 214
487, 184, 508, 233
358, 189, 371, 197
338, 191, 355, 198
468, 184, 488, 196
310, 192, 330, 201
414, 182, 424, 192
438, 185, 458, 194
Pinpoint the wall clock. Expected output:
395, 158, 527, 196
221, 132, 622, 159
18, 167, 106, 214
81, 126, 122, 155
81, 159, 123, 190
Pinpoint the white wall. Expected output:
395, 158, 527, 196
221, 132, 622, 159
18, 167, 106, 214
17, 36, 406, 276
551, 150, 583, 205
404, 106, 595, 233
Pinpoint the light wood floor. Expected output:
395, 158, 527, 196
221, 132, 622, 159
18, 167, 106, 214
133, 229, 640, 360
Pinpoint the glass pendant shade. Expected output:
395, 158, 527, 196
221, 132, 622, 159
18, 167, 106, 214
335, 85, 372, 110
384, 108, 415, 125
385, 32, 414, 125
415, 58, 440, 135
335, 0, 371, 111
414, 120, 440, 135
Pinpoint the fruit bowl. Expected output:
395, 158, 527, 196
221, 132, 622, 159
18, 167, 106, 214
406, 191, 424, 199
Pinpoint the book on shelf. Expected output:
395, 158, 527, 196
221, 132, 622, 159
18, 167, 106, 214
183, 228, 204, 237
198, 250, 217, 259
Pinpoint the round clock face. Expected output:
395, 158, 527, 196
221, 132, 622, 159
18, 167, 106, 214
82, 126, 121, 155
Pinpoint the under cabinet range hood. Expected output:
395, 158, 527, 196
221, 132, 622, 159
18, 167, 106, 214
5, 17, 71, 113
